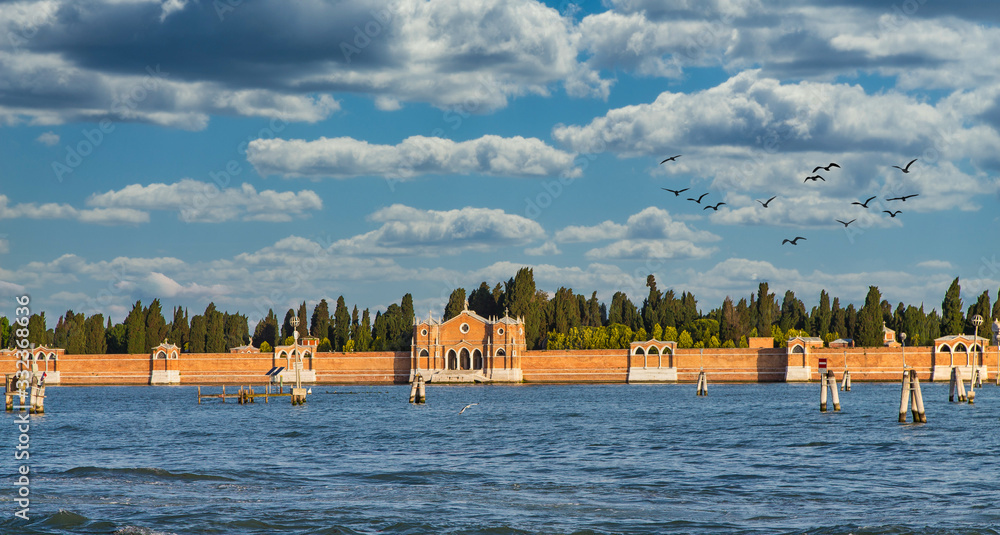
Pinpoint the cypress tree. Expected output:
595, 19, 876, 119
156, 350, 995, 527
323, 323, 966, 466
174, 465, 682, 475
311, 299, 331, 339
357, 308, 372, 351
333, 296, 351, 350
965, 290, 990, 333
941, 277, 963, 335
720, 297, 738, 345
857, 286, 884, 347
642, 275, 662, 334
145, 299, 167, 352
84, 314, 107, 354
469, 282, 499, 318
281, 309, 295, 341
815, 290, 832, 338
189, 315, 206, 353
252, 309, 279, 348
755, 283, 775, 336
204, 303, 225, 353
443, 288, 466, 320
125, 301, 146, 354
830, 297, 846, 339
297, 301, 309, 339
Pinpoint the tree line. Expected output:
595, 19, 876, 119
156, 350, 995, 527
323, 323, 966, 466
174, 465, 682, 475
1, 270, 997, 353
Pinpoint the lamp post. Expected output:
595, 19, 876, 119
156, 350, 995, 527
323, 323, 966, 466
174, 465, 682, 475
900, 332, 906, 369
972, 315, 983, 376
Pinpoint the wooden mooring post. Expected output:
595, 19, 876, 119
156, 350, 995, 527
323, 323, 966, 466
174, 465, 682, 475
842, 370, 851, 391
696, 370, 707, 396
409, 375, 426, 404
828, 370, 840, 411
898, 369, 926, 423
4, 374, 15, 412
198, 384, 287, 404
949, 367, 968, 402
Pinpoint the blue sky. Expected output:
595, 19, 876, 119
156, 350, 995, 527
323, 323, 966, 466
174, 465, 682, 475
1, 0, 998, 324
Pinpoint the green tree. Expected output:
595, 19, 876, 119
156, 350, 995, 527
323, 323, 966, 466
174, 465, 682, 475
145, 299, 167, 352
204, 303, 225, 353
941, 277, 963, 335
814, 290, 832, 338
642, 274, 662, 334
259, 341, 272, 353
857, 286, 885, 347
125, 301, 146, 354
469, 282, 500, 318
168, 307, 189, 349
310, 299, 331, 339
317, 337, 332, 351
105, 321, 127, 353
966, 290, 991, 337
677, 330, 694, 348
755, 283, 776, 336
356, 308, 373, 351
779, 290, 806, 333
443, 288, 467, 320
720, 297, 738, 345
0, 316, 10, 348
506, 268, 543, 348
223, 312, 249, 349
297, 301, 309, 339
189, 315, 206, 353
84, 314, 107, 354
333, 296, 351, 351
399, 293, 414, 349
252, 309, 279, 349
281, 309, 296, 340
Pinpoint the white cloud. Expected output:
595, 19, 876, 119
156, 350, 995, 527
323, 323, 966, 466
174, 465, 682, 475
247, 135, 581, 180
87, 179, 322, 222
332, 204, 546, 255
138, 272, 227, 299
917, 260, 955, 270
525, 241, 561, 256
555, 220, 626, 242
35, 131, 59, 145
0, 195, 149, 225
585, 239, 715, 260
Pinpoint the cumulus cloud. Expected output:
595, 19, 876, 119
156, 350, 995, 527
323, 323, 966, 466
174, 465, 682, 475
0, 0, 610, 128
917, 260, 955, 270
86, 179, 323, 222
0, 194, 149, 225
524, 241, 561, 256
35, 131, 59, 145
247, 135, 581, 180
332, 204, 546, 255
552, 207, 720, 260
138, 272, 227, 299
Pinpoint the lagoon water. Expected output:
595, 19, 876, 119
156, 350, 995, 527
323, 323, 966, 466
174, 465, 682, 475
4, 383, 1000, 534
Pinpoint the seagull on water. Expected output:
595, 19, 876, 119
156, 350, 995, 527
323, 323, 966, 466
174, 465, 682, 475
459, 403, 479, 414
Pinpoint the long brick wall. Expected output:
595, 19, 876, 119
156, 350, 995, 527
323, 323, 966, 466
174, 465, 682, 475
3, 345, 996, 385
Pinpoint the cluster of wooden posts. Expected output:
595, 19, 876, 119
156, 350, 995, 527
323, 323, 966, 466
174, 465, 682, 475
408, 375, 426, 404
695, 370, 708, 396
4, 373, 44, 414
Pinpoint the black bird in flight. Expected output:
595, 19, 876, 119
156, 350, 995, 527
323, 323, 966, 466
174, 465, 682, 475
883, 210, 902, 217
661, 187, 689, 196
836, 219, 857, 227
887, 194, 919, 202
660, 155, 682, 164
804, 175, 825, 182
782, 237, 807, 245
756, 195, 777, 207
703, 202, 726, 211
812, 163, 840, 173
687, 193, 709, 203
852, 196, 877, 208
892, 159, 917, 173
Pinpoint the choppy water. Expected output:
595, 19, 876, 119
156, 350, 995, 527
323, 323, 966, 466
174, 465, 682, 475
3, 383, 1000, 534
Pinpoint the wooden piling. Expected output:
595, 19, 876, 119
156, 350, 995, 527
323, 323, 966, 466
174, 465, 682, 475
843, 370, 851, 391
828, 370, 841, 411
696, 370, 707, 396
898, 369, 911, 423
820, 371, 828, 412
949, 367, 956, 402
956, 369, 968, 402
409, 380, 418, 403
417, 376, 426, 404
910, 370, 926, 423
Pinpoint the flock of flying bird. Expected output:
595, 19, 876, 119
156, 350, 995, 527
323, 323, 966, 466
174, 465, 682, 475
659, 155, 920, 245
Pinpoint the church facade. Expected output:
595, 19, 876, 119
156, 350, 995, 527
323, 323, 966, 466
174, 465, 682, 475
410, 304, 525, 383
